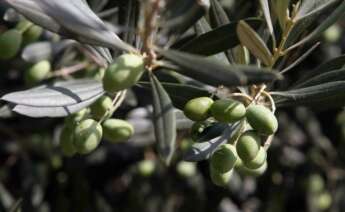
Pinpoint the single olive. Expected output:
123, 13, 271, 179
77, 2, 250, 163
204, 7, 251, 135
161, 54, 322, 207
0, 29, 22, 60
183, 97, 214, 121
23, 25, 43, 44
25, 60, 51, 85
176, 161, 197, 178
246, 105, 278, 135
59, 126, 77, 157
73, 119, 103, 154
210, 165, 233, 187
102, 119, 134, 143
210, 144, 237, 173
244, 146, 267, 169
210, 99, 246, 123
137, 160, 156, 177
236, 130, 261, 162
103, 54, 145, 93
90, 96, 113, 120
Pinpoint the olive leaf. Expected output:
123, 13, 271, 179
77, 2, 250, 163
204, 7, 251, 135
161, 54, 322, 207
1, 79, 105, 117
149, 73, 176, 165
271, 0, 290, 30
259, 0, 274, 40
9, 199, 22, 212
236, 20, 273, 66
296, 0, 338, 20
286, 1, 345, 51
293, 68, 345, 88
272, 81, 345, 108
209, 0, 230, 28
5, 0, 135, 52
159, 49, 282, 87
180, 19, 262, 56
183, 123, 240, 162
139, 81, 212, 110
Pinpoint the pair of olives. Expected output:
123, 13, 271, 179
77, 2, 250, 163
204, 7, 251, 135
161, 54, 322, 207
184, 97, 278, 136
0, 20, 43, 60
209, 142, 267, 186
59, 98, 135, 156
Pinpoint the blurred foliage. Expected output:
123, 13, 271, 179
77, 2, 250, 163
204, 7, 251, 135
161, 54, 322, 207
0, 0, 345, 212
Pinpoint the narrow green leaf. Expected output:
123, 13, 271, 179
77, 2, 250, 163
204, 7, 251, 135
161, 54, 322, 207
9, 199, 23, 212
259, 0, 274, 39
159, 49, 281, 88
139, 81, 212, 110
272, 81, 345, 108
286, 1, 345, 51
149, 73, 176, 165
272, 0, 290, 30
237, 20, 273, 66
209, 0, 230, 27
296, 0, 338, 20
180, 19, 262, 56
294, 68, 345, 88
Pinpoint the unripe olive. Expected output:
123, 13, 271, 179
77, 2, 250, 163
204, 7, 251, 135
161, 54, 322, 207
103, 54, 145, 93
210, 144, 237, 173
236, 160, 267, 177
90, 96, 113, 120
0, 29, 22, 60
65, 108, 90, 129
183, 97, 214, 121
59, 126, 77, 157
210, 165, 233, 187
210, 99, 246, 123
176, 161, 197, 178
244, 146, 267, 169
73, 119, 103, 154
23, 25, 43, 44
246, 105, 278, 135
25, 60, 51, 85
137, 160, 156, 177
236, 130, 261, 162
307, 174, 325, 194
102, 119, 134, 143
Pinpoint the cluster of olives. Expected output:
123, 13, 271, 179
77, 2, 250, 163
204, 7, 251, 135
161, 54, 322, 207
0, 19, 42, 60
183, 97, 278, 186
59, 53, 146, 156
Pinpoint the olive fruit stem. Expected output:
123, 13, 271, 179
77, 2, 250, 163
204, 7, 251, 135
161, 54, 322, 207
51, 62, 89, 78
262, 91, 276, 113
263, 135, 274, 151
98, 90, 127, 123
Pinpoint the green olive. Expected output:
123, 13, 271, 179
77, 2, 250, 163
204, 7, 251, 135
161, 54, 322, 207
137, 160, 156, 177
23, 25, 43, 44
25, 60, 51, 85
236, 160, 267, 177
0, 29, 22, 60
243, 146, 267, 169
176, 161, 197, 178
64, 108, 90, 129
103, 54, 145, 93
210, 165, 233, 187
246, 105, 278, 135
73, 119, 103, 154
59, 126, 77, 157
210, 144, 237, 173
236, 130, 261, 162
102, 119, 134, 143
90, 96, 113, 120
183, 97, 214, 121
210, 99, 246, 123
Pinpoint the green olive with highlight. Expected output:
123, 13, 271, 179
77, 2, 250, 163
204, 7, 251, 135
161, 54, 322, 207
236, 130, 261, 162
0, 29, 22, 60
102, 119, 134, 143
90, 96, 113, 120
25, 60, 51, 85
236, 160, 267, 177
183, 97, 214, 121
23, 25, 43, 44
103, 54, 145, 93
73, 119, 103, 154
210, 165, 233, 187
244, 146, 267, 169
59, 126, 77, 157
210, 144, 237, 173
210, 99, 246, 123
246, 105, 278, 135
